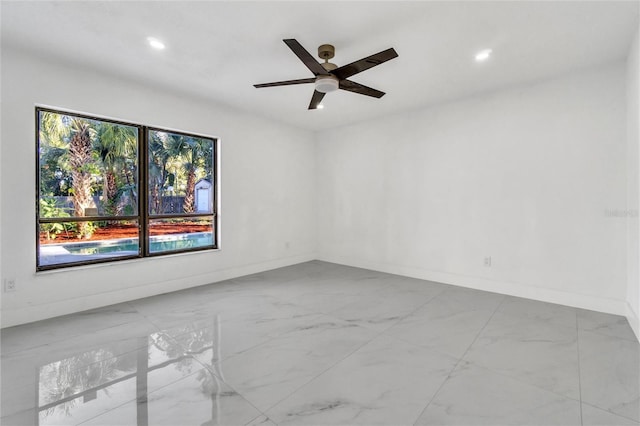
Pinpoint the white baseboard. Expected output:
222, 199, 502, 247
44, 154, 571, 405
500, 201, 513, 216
1, 253, 316, 328
627, 302, 640, 342
317, 253, 629, 317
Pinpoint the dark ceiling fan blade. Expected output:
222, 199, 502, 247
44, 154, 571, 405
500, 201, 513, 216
308, 90, 326, 110
254, 78, 315, 88
283, 39, 330, 76
332, 48, 398, 80
339, 80, 385, 98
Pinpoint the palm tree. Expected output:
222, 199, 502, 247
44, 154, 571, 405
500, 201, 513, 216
148, 131, 172, 214
39, 111, 69, 146
147, 131, 213, 214
39, 112, 97, 238
68, 119, 95, 238
175, 136, 211, 213
182, 139, 199, 213
95, 123, 137, 216
39, 111, 72, 197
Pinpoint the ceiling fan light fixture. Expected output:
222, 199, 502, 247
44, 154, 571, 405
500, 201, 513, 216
315, 75, 339, 93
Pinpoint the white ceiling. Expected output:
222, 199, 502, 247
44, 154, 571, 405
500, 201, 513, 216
2, 1, 638, 131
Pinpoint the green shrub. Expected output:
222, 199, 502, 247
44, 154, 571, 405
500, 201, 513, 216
39, 198, 72, 240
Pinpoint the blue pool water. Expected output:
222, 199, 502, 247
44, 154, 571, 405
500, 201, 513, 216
64, 232, 214, 255
40, 232, 215, 266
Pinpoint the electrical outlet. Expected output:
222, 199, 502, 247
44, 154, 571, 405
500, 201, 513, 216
484, 257, 492, 267
4, 279, 16, 292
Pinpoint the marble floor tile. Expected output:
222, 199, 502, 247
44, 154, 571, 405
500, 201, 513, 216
245, 415, 277, 426
2, 382, 44, 421
325, 287, 440, 332
2, 261, 638, 426
383, 288, 504, 358
142, 308, 227, 332
579, 329, 640, 421
36, 368, 140, 425
79, 367, 260, 426
157, 316, 270, 365
274, 279, 382, 315
159, 305, 323, 365
581, 403, 640, 425
0, 408, 38, 426
1, 320, 157, 384
415, 362, 582, 425
2, 324, 216, 424
464, 311, 580, 399
211, 315, 378, 412
30, 341, 209, 425
435, 286, 506, 311
1, 303, 148, 355
374, 279, 451, 304
128, 282, 265, 317
195, 294, 318, 326
1, 322, 159, 419
128, 293, 202, 317
266, 334, 456, 425
578, 309, 638, 341
252, 261, 377, 289
139, 294, 315, 334
497, 295, 578, 328
145, 294, 316, 334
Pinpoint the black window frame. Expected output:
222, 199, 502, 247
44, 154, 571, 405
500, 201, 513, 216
35, 106, 219, 271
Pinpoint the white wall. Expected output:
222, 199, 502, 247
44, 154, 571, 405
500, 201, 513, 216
627, 27, 640, 340
1, 45, 634, 331
0, 47, 317, 327
317, 63, 629, 316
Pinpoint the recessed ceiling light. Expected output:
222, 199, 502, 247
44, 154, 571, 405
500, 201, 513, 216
317, 104, 324, 109
147, 37, 165, 50
475, 48, 492, 62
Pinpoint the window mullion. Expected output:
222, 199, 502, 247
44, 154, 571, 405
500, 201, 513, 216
140, 126, 149, 257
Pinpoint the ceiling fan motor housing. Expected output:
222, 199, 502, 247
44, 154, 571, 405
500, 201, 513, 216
318, 44, 335, 60
315, 75, 339, 93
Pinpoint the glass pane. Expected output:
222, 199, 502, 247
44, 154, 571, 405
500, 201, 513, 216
149, 217, 214, 254
38, 220, 139, 267
38, 110, 139, 222
147, 130, 214, 215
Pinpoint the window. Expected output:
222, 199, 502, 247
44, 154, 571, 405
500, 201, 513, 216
36, 108, 218, 270
146, 128, 216, 254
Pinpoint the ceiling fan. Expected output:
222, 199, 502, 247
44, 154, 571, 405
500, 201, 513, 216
254, 39, 399, 110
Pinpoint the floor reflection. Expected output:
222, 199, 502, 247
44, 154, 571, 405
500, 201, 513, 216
4, 261, 637, 426
36, 318, 221, 425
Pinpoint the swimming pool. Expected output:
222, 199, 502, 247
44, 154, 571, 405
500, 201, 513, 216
64, 232, 213, 254
40, 232, 214, 266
